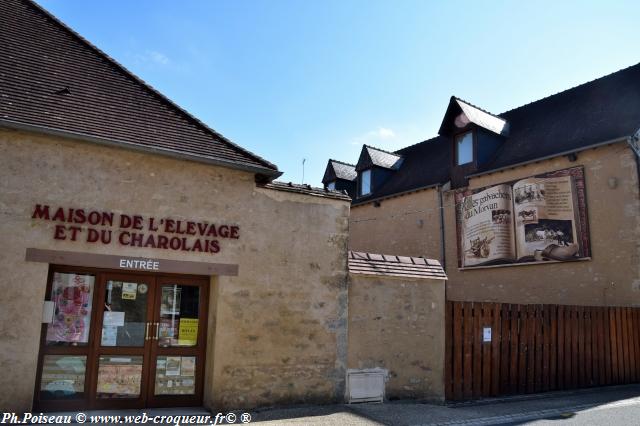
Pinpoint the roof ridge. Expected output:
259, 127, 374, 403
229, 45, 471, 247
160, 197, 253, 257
22, 0, 279, 174
329, 159, 357, 167
393, 135, 442, 154
498, 61, 640, 117
453, 96, 505, 120
363, 144, 403, 157
389, 62, 640, 156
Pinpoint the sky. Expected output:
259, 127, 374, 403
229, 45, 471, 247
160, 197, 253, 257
36, 0, 640, 185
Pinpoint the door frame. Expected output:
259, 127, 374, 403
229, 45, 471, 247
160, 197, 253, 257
147, 275, 209, 408
33, 265, 210, 411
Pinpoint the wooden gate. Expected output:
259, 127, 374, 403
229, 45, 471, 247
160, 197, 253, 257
444, 302, 640, 401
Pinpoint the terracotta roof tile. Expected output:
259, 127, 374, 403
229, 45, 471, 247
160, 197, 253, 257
348, 251, 447, 280
0, 0, 280, 177
260, 181, 351, 201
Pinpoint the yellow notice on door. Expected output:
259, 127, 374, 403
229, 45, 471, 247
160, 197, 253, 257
121, 282, 138, 300
178, 318, 198, 346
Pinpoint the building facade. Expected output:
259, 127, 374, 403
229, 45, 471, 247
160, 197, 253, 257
325, 63, 640, 399
0, 0, 356, 412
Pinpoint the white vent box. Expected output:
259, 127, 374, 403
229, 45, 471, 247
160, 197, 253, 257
345, 368, 388, 403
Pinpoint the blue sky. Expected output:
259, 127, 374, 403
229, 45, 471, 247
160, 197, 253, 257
37, 0, 640, 185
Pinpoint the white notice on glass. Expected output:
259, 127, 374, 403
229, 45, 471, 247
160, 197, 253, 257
101, 325, 117, 346
103, 311, 125, 327
483, 327, 492, 342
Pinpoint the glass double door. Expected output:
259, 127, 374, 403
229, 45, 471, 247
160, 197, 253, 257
35, 268, 208, 411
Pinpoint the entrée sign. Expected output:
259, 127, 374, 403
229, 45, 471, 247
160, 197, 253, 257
31, 204, 239, 255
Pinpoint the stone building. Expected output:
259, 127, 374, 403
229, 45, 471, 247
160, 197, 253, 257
0, 0, 356, 412
325, 63, 640, 400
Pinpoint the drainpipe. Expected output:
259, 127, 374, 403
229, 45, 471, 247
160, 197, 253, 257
628, 129, 640, 189
438, 185, 446, 272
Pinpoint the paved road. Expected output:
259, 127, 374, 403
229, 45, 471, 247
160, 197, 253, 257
250, 385, 640, 425
49, 384, 640, 425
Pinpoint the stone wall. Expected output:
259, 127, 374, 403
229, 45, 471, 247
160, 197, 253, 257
349, 188, 443, 260
347, 274, 446, 401
0, 128, 350, 411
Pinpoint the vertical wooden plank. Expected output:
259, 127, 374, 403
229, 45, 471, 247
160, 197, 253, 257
549, 305, 558, 390
463, 302, 474, 399
491, 303, 501, 396
564, 306, 573, 389
626, 307, 633, 383
571, 306, 579, 389
542, 305, 551, 392
626, 308, 636, 383
619, 307, 628, 383
482, 304, 492, 397
610, 307, 619, 384
500, 304, 511, 394
592, 307, 601, 386
445, 301, 453, 399
585, 307, 593, 387
616, 307, 625, 384
473, 303, 482, 399
598, 307, 607, 386
577, 306, 585, 388
526, 305, 536, 393
518, 304, 528, 393
510, 304, 520, 394
534, 305, 543, 392
557, 305, 565, 390
597, 307, 604, 385
602, 307, 609, 385
631, 308, 640, 383
634, 309, 640, 382
453, 302, 464, 400
604, 307, 612, 385
620, 307, 628, 383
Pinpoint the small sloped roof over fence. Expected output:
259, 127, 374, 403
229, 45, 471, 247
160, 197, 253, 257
348, 251, 447, 280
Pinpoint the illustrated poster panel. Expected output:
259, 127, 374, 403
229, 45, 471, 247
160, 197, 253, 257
456, 166, 590, 268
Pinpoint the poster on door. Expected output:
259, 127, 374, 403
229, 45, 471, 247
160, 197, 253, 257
46, 273, 94, 344
96, 361, 142, 396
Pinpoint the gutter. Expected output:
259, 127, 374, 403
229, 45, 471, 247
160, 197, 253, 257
466, 135, 629, 179
351, 182, 441, 207
0, 119, 283, 180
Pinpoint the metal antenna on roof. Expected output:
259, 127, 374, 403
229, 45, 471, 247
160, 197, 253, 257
302, 158, 306, 184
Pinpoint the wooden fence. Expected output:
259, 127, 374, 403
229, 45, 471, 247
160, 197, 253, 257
444, 302, 640, 401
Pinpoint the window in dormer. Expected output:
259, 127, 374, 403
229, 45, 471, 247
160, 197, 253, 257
327, 181, 336, 191
455, 131, 473, 165
360, 169, 371, 196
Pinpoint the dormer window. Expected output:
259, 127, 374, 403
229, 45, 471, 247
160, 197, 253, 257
326, 181, 336, 191
455, 131, 474, 165
360, 169, 371, 196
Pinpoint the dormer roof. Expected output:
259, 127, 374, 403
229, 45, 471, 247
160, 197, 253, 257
439, 97, 509, 137
330, 62, 640, 206
322, 159, 357, 184
355, 145, 403, 172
